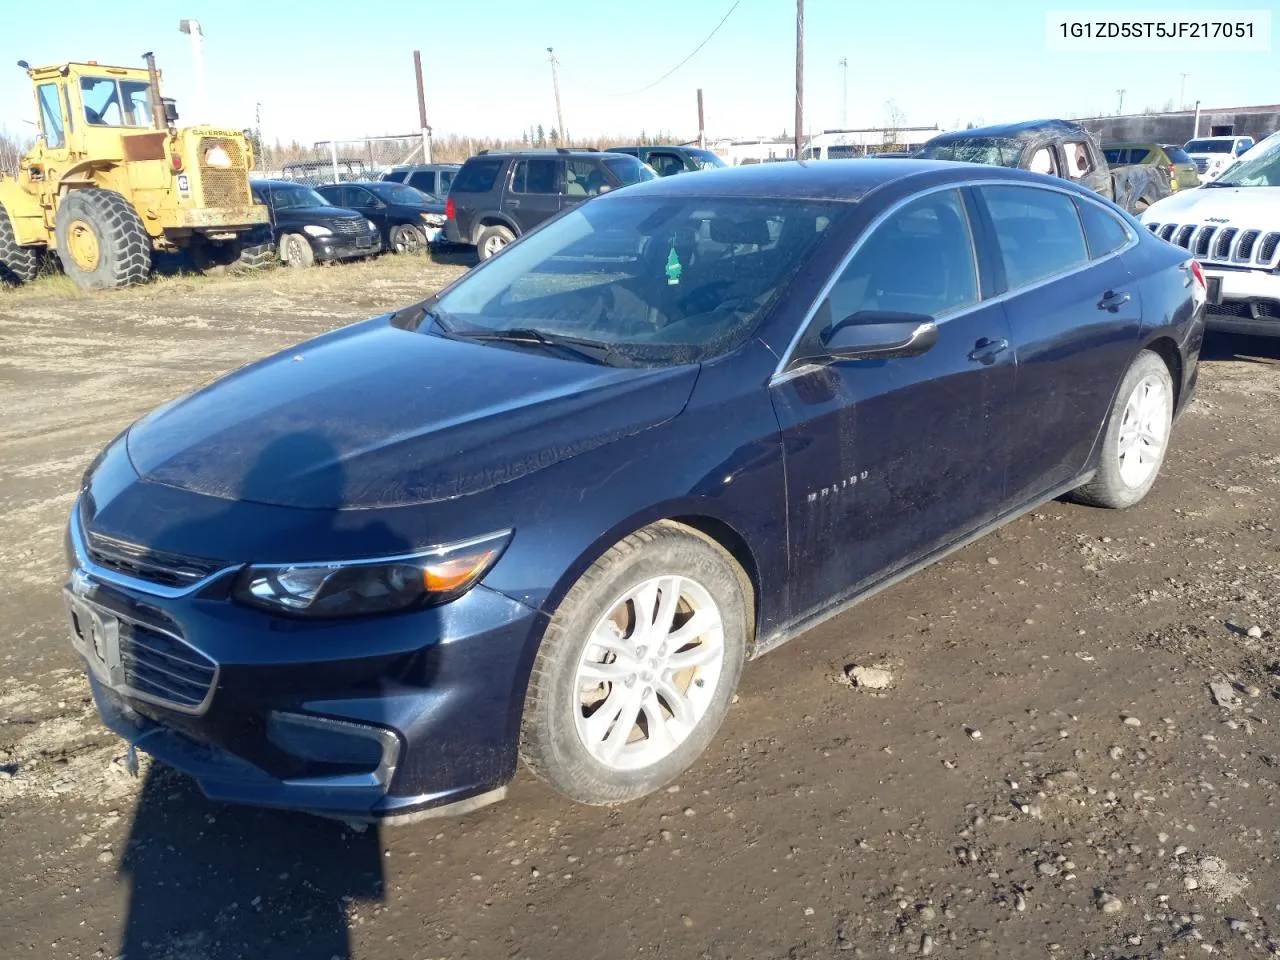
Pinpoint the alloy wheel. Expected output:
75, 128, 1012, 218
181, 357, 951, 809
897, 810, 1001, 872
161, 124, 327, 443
1116, 373, 1170, 488
572, 576, 725, 772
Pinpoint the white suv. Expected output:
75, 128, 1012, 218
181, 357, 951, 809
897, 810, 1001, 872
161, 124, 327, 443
1143, 133, 1280, 337
1184, 135, 1255, 182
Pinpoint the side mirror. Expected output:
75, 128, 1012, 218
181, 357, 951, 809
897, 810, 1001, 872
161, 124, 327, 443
821, 311, 939, 360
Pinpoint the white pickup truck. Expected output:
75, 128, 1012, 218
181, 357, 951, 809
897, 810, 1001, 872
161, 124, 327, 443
1141, 133, 1280, 338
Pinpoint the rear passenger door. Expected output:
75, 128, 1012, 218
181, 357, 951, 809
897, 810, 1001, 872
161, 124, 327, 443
507, 158, 562, 233
974, 184, 1142, 507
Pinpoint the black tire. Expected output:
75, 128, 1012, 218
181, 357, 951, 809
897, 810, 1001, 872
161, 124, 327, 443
520, 522, 750, 805
53, 189, 151, 290
279, 233, 315, 269
1071, 350, 1175, 510
229, 240, 276, 272
389, 223, 425, 255
0, 202, 41, 285
476, 224, 515, 261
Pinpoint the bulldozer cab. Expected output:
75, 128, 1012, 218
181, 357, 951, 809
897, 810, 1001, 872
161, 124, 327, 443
27, 63, 162, 169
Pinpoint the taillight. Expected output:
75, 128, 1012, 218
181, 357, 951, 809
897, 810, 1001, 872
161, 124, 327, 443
1189, 260, 1205, 289
1168, 162, 1176, 180
170, 154, 183, 173
445, 197, 455, 220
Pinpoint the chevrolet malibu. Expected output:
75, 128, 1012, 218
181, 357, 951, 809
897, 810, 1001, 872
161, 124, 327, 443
65, 161, 1205, 821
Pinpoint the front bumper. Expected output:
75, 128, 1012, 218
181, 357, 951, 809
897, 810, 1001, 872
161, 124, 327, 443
65, 504, 543, 820
1201, 265, 1280, 337
312, 233, 382, 262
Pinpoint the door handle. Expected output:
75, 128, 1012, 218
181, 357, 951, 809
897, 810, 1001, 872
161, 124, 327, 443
1097, 290, 1131, 312
507, 199, 521, 208
968, 337, 1009, 365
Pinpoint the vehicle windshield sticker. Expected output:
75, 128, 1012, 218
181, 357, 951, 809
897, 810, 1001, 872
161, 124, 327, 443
665, 244, 682, 286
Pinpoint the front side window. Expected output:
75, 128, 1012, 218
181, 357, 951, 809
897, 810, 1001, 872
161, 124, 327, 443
369, 182, 427, 206
1075, 197, 1133, 258
602, 156, 656, 186
438, 171, 456, 194
648, 152, 685, 177
261, 185, 330, 210
407, 171, 436, 194
510, 158, 559, 194
37, 83, 66, 148
826, 189, 978, 323
1029, 147, 1058, 175
981, 185, 1088, 289
431, 197, 848, 365
80, 77, 152, 127
566, 159, 610, 196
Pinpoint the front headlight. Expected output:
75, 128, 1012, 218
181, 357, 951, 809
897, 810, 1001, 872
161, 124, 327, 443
233, 531, 511, 618
421, 212, 446, 226
367, 219, 377, 231
303, 225, 332, 237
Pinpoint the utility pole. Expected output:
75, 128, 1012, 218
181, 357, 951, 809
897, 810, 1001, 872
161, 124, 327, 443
413, 50, 432, 162
838, 56, 848, 128
794, 0, 804, 160
697, 88, 706, 149
178, 20, 206, 123
547, 47, 565, 146
254, 101, 265, 166
1116, 88, 1125, 115
1179, 72, 1190, 110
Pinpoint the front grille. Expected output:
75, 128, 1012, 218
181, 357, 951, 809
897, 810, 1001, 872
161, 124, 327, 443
198, 137, 251, 208
120, 622, 217, 710
1147, 221, 1280, 268
332, 219, 363, 236
1194, 157, 1209, 173
84, 529, 223, 588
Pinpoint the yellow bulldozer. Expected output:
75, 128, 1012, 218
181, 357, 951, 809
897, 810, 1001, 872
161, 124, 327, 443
0, 54, 272, 290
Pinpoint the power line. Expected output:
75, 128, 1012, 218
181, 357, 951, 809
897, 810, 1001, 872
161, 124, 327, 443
619, 0, 743, 96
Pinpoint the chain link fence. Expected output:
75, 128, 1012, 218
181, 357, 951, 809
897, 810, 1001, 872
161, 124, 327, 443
256, 135, 430, 186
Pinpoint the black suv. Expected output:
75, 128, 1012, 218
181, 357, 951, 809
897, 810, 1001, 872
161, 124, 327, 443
380, 163, 461, 199
250, 180, 381, 268
443, 149, 655, 259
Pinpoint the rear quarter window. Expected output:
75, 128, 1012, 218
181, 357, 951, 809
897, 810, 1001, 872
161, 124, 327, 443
450, 159, 505, 193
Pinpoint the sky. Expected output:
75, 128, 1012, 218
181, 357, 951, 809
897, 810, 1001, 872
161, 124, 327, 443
1, 0, 1275, 147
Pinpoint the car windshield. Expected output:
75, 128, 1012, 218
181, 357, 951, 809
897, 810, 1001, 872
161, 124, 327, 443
1185, 139, 1234, 153
368, 182, 428, 206
602, 157, 659, 186
430, 196, 849, 366
258, 185, 330, 209
80, 77, 153, 127
687, 148, 727, 169
1211, 137, 1280, 187
916, 136, 1026, 167
1164, 146, 1193, 163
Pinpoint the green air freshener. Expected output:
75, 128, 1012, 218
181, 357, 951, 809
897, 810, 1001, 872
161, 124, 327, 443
665, 245, 683, 286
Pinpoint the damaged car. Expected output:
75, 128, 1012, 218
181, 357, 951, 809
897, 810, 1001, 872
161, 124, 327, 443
66, 160, 1204, 822
917, 119, 1170, 214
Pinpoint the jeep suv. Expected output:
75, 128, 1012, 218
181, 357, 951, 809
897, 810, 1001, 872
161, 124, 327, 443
444, 149, 656, 259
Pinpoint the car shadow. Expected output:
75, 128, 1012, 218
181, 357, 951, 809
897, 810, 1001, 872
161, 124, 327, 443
428, 244, 478, 268
112, 431, 423, 959
1200, 331, 1280, 364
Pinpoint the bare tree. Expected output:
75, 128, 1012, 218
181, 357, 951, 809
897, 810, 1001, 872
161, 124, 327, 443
0, 128, 33, 176
883, 100, 907, 147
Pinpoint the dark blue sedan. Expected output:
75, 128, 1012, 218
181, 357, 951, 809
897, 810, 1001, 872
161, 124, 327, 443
65, 160, 1205, 820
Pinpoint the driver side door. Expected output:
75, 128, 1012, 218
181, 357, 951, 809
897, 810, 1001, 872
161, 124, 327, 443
770, 188, 1016, 619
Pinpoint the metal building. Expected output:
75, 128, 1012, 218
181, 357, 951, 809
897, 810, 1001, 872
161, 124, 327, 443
1075, 105, 1280, 145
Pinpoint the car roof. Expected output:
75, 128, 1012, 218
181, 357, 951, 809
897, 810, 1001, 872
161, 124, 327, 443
594, 158, 1060, 202
253, 179, 316, 188
387, 163, 461, 172
470, 149, 614, 159
929, 118, 1087, 142
1187, 135, 1241, 141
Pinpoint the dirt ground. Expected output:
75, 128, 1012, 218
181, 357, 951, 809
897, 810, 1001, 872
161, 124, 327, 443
1, 256, 1278, 960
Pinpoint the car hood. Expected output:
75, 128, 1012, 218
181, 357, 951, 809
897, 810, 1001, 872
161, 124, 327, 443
125, 317, 699, 509
270, 205, 366, 225
1143, 185, 1280, 225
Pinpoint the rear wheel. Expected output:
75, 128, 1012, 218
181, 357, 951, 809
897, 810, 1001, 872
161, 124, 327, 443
476, 224, 515, 261
279, 233, 315, 269
1071, 350, 1174, 509
389, 223, 425, 254
0, 203, 40, 285
520, 523, 749, 805
53, 189, 152, 290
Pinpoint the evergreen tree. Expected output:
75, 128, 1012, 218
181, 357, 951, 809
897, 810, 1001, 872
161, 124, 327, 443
535, 123, 545, 147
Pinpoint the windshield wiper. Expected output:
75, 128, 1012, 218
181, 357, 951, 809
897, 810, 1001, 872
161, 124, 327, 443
448, 327, 637, 367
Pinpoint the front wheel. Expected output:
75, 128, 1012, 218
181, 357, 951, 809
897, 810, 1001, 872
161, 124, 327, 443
1071, 350, 1174, 509
520, 523, 749, 805
279, 233, 315, 269
53, 189, 152, 290
389, 223, 425, 255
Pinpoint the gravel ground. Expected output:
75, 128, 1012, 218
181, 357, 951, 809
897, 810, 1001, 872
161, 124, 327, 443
1, 256, 1278, 960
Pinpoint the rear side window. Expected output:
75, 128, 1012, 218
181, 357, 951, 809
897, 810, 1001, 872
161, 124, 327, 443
439, 170, 456, 193
982, 185, 1089, 289
451, 158, 504, 193
1105, 147, 1152, 165
407, 171, 436, 193
826, 189, 978, 322
510, 158, 559, 194
1075, 198, 1133, 258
